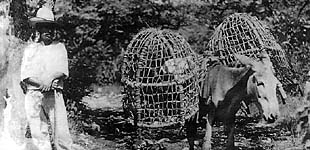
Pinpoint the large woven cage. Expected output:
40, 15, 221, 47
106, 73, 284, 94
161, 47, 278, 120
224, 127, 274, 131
206, 13, 291, 84
121, 28, 200, 127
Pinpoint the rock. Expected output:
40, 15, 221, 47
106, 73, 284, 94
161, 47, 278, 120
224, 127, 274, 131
145, 139, 154, 145
261, 137, 272, 144
115, 142, 127, 147
156, 138, 170, 144
91, 122, 101, 132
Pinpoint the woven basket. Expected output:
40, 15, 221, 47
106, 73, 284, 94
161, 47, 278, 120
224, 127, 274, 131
206, 13, 291, 84
121, 28, 200, 127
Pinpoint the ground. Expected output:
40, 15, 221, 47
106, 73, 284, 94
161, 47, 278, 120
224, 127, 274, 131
72, 85, 306, 150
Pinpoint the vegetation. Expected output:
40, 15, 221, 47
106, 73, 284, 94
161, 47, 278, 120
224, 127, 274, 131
1, 0, 310, 149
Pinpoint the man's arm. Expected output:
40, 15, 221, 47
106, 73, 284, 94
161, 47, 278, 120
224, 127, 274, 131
23, 77, 43, 88
49, 72, 67, 81
23, 77, 53, 92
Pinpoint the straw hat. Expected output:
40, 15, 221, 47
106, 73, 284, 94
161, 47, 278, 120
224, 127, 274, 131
29, 6, 60, 28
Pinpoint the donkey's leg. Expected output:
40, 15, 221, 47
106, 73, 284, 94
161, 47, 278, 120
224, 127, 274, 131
186, 117, 197, 150
254, 101, 268, 125
202, 114, 213, 150
224, 118, 236, 150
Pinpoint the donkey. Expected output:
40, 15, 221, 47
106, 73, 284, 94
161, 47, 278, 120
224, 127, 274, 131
186, 51, 285, 150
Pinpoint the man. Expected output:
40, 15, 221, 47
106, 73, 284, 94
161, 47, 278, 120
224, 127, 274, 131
20, 6, 72, 150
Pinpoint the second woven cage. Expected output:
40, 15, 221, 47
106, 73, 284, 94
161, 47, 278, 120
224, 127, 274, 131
122, 28, 200, 127
206, 13, 291, 84
206, 13, 288, 67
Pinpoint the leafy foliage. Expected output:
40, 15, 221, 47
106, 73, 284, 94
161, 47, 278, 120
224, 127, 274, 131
268, 1, 310, 83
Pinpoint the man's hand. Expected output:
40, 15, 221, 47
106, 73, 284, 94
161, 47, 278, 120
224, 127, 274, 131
38, 79, 53, 92
39, 82, 52, 92
24, 72, 66, 92
51, 79, 60, 89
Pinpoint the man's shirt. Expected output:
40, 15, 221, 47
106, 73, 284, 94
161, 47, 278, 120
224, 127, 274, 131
21, 42, 69, 90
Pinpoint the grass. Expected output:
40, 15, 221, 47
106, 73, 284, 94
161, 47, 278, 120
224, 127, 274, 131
273, 95, 310, 149
277, 96, 309, 133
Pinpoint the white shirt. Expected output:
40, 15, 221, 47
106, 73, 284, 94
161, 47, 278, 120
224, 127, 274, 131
21, 42, 69, 89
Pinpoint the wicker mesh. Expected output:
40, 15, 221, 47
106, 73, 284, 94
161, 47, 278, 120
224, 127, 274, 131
122, 28, 200, 127
205, 13, 291, 84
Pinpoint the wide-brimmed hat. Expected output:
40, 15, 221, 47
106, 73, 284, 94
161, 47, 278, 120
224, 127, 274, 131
29, 6, 60, 28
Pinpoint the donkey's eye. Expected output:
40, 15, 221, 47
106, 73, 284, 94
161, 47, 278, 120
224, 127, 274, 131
257, 82, 265, 87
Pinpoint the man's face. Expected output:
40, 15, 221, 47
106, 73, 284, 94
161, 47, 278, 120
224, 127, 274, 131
37, 26, 54, 45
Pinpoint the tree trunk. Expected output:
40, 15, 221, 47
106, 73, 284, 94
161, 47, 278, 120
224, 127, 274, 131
10, 0, 30, 41
0, 0, 28, 145
0, 0, 13, 137
0, 0, 11, 73
0, 0, 56, 145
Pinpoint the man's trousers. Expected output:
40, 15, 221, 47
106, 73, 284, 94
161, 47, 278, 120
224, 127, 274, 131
25, 90, 72, 150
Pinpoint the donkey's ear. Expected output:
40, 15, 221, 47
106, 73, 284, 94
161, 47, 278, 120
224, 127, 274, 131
259, 49, 269, 58
258, 50, 273, 68
234, 54, 255, 66
258, 50, 271, 61
235, 54, 261, 71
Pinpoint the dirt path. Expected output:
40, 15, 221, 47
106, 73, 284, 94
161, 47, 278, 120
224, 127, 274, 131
78, 92, 304, 150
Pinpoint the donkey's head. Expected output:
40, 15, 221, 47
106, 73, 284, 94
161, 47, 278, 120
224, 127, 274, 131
235, 50, 285, 123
